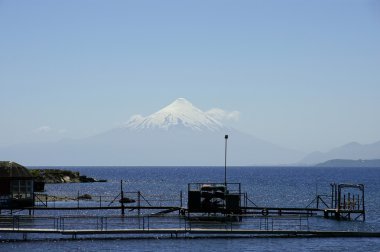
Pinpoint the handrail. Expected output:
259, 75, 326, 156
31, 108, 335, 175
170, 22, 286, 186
245, 195, 258, 207
34, 194, 48, 207
0, 214, 310, 233
108, 192, 121, 206
139, 193, 152, 206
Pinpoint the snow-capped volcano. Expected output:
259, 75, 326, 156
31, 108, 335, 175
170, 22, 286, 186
1, 98, 305, 166
125, 98, 224, 131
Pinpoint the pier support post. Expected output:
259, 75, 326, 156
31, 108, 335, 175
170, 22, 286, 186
138, 191, 141, 218
362, 185, 365, 221
334, 211, 340, 220
121, 180, 125, 216
330, 183, 334, 209
324, 210, 328, 218
180, 190, 183, 208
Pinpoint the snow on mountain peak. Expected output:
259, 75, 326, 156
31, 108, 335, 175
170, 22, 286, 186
125, 98, 224, 131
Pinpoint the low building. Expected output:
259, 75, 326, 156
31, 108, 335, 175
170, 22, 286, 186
0, 161, 34, 209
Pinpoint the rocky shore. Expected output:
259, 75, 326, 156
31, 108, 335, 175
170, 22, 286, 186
30, 169, 107, 184
34, 194, 93, 202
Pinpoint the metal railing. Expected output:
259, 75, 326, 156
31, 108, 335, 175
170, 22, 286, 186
34, 191, 182, 209
0, 214, 309, 232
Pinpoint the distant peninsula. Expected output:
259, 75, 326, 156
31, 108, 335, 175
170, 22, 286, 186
30, 168, 106, 184
315, 159, 380, 168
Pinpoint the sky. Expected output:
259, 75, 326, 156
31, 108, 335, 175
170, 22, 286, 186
1, 0, 380, 153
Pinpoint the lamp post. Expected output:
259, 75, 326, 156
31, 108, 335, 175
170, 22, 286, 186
224, 135, 228, 186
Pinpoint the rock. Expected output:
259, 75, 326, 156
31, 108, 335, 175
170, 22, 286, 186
29, 168, 106, 184
62, 176, 71, 183
78, 194, 92, 200
79, 176, 96, 183
119, 197, 136, 204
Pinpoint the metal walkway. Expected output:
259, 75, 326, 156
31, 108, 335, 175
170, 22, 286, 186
1, 227, 380, 239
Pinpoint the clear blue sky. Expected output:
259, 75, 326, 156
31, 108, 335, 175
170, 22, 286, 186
1, 0, 379, 153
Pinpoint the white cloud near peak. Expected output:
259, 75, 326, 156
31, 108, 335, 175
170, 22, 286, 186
34, 126, 67, 134
34, 126, 52, 133
206, 108, 240, 122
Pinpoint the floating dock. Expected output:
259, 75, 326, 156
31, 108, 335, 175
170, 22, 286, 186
0, 181, 368, 240
1, 228, 380, 239
0, 136, 370, 240
1, 214, 379, 240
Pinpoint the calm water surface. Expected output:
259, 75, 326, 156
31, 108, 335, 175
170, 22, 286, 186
1, 166, 380, 251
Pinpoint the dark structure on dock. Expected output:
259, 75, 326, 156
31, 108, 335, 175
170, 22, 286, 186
0, 161, 34, 209
186, 135, 245, 219
187, 183, 243, 219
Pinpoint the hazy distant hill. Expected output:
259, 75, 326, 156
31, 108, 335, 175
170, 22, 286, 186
315, 159, 380, 168
0, 98, 303, 166
300, 141, 380, 165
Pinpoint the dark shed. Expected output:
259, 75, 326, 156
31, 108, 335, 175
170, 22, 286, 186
0, 161, 34, 208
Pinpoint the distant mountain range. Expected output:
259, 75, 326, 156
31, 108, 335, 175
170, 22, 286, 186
315, 159, 380, 168
300, 141, 380, 165
2, 98, 380, 166
0, 98, 303, 166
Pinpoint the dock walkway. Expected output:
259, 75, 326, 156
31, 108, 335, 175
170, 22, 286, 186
0, 214, 379, 240
1, 227, 380, 239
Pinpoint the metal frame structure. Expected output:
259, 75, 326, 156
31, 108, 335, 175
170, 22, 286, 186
324, 183, 365, 221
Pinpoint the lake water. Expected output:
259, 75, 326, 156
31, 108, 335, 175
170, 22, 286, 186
1, 166, 380, 251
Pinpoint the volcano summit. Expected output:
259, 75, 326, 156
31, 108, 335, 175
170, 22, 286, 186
1, 98, 303, 166
125, 98, 223, 131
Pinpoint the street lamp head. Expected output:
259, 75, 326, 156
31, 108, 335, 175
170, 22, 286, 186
225, 135, 228, 139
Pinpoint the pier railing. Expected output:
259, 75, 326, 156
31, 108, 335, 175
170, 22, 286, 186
0, 214, 309, 232
34, 191, 183, 209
